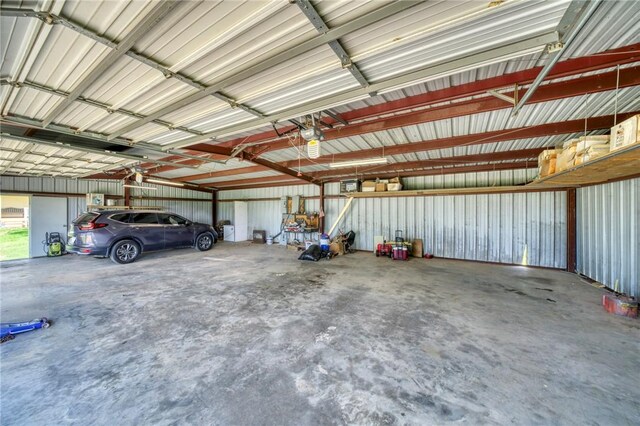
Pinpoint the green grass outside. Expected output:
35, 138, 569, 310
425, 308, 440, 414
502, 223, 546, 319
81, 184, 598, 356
0, 228, 29, 261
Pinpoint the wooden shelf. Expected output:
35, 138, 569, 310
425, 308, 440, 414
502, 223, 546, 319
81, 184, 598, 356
343, 184, 569, 198
530, 144, 640, 187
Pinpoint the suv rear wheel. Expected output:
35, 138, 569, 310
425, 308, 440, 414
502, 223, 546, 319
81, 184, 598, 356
195, 233, 214, 251
110, 240, 140, 264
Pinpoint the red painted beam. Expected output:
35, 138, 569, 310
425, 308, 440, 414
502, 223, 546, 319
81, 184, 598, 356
202, 174, 300, 188
311, 148, 543, 179
323, 161, 533, 183
217, 181, 309, 191
175, 165, 268, 182
210, 44, 640, 151
283, 113, 635, 168
254, 66, 640, 153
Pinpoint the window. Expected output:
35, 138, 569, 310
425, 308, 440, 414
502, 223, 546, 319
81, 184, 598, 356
74, 212, 99, 224
130, 213, 159, 224
159, 214, 188, 225
109, 213, 131, 223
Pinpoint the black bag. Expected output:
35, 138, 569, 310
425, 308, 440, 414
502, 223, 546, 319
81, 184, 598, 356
298, 244, 322, 261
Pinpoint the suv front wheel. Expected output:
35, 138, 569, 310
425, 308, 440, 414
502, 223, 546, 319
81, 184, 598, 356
195, 233, 214, 251
110, 240, 141, 264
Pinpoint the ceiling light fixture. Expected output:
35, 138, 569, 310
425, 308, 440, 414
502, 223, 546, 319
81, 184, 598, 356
146, 178, 185, 187
329, 157, 388, 168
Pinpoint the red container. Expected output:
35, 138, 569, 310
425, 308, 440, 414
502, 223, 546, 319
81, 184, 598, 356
392, 246, 408, 261
376, 243, 393, 258
602, 293, 638, 318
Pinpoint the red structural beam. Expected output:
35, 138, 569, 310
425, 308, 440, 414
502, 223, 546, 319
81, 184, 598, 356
323, 161, 533, 183
311, 148, 543, 179
211, 44, 640, 151
250, 66, 640, 154
174, 165, 268, 182
202, 174, 299, 188
217, 181, 309, 191
284, 113, 636, 168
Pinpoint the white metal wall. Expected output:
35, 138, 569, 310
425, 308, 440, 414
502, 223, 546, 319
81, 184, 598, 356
216, 171, 567, 268
324, 191, 566, 268
1, 175, 213, 225
577, 178, 639, 297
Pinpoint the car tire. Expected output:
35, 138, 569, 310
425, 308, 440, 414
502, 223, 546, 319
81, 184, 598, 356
110, 240, 141, 264
195, 233, 214, 251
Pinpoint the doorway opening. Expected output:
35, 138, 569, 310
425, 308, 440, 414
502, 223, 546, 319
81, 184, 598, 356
0, 195, 30, 261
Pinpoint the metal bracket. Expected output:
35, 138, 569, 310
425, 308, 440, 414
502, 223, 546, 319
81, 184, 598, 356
546, 42, 564, 54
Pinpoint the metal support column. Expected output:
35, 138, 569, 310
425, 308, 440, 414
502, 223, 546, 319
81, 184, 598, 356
124, 178, 132, 207
212, 190, 218, 227
319, 183, 325, 233
566, 188, 577, 272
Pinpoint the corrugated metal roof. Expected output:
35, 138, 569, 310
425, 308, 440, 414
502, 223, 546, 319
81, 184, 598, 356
1, 0, 638, 181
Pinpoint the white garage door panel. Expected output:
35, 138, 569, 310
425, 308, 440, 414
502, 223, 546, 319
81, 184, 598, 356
29, 197, 68, 258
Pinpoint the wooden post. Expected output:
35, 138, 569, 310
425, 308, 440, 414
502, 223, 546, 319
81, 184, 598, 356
566, 188, 577, 272
319, 183, 325, 233
328, 197, 354, 236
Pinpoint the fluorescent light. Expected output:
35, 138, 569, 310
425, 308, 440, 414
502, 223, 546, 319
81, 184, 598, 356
329, 157, 388, 168
122, 184, 157, 190
146, 178, 185, 187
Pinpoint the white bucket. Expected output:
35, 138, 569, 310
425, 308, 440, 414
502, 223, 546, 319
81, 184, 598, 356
305, 240, 313, 249
266, 236, 273, 245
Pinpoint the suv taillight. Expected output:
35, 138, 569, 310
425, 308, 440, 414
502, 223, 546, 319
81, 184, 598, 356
79, 222, 108, 231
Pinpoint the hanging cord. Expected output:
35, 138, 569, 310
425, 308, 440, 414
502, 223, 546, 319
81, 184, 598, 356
614, 64, 620, 126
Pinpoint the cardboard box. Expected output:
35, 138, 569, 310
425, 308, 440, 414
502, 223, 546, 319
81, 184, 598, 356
610, 114, 640, 152
537, 149, 559, 177
387, 183, 403, 191
375, 183, 387, 192
557, 142, 578, 172
362, 181, 376, 192
577, 135, 609, 153
412, 239, 423, 257
329, 241, 344, 255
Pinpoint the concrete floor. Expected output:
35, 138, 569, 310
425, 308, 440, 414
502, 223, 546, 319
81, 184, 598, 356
1, 243, 638, 425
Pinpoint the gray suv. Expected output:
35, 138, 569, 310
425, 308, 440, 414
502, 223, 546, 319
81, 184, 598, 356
67, 210, 218, 264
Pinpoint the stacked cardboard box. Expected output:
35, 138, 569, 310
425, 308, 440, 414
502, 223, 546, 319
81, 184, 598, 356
387, 177, 403, 191
610, 114, 640, 152
538, 149, 560, 177
362, 181, 376, 192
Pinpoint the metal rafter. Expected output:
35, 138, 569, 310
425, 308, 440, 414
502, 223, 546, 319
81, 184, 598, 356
0, 143, 33, 174
1, 8, 265, 126
39, 1, 179, 127
104, 1, 420, 140
211, 42, 640, 152
246, 66, 640, 154
0, 133, 199, 169
34, 151, 85, 176
295, 0, 371, 91
1, 78, 204, 136
162, 32, 559, 150
512, 0, 603, 116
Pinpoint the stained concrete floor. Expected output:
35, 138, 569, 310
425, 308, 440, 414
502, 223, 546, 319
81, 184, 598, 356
1, 242, 638, 425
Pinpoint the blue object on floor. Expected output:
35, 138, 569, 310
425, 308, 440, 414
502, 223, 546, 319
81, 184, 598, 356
1, 318, 50, 342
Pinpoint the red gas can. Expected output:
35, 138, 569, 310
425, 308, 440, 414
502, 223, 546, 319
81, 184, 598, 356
376, 243, 393, 258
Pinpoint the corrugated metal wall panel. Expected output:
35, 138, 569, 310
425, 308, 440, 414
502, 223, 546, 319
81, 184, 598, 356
577, 178, 639, 297
218, 184, 319, 200
132, 199, 212, 225
322, 191, 566, 268
1, 176, 212, 224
